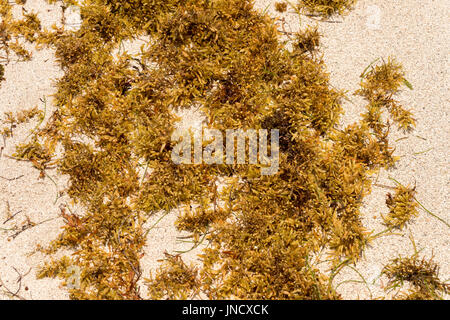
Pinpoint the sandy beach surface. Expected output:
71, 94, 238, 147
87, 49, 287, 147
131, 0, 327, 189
0, 0, 448, 300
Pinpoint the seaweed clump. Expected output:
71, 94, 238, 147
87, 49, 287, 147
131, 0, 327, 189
274, 2, 288, 13
383, 185, 419, 230
0, 0, 41, 81
297, 0, 357, 18
0, 0, 435, 300
382, 255, 449, 300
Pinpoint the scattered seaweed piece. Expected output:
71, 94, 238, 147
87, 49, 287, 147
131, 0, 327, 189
275, 2, 288, 13
383, 185, 419, 230
297, 0, 356, 18
382, 255, 449, 300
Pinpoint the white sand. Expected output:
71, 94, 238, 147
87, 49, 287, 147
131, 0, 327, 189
0, 0, 448, 300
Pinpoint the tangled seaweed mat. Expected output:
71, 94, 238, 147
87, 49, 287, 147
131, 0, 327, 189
0, 0, 448, 300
